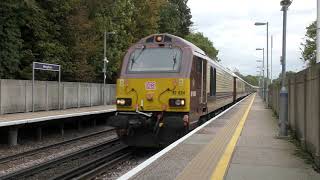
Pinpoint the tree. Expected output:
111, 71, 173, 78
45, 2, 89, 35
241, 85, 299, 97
185, 32, 219, 60
234, 70, 259, 86
300, 21, 316, 66
169, 0, 192, 37
158, 2, 181, 35
0, 1, 24, 79
272, 71, 296, 86
159, 0, 192, 37
0, 0, 195, 82
243, 75, 259, 86
132, 0, 166, 39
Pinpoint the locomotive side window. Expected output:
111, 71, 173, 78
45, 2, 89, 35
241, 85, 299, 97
196, 58, 202, 73
210, 67, 216, 96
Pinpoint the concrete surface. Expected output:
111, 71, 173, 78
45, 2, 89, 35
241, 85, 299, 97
0, 79, 116, 114
269, 63, 320, 167
0, 105, 115, 127
226, 96, 320, 180
124, 95, 253, 180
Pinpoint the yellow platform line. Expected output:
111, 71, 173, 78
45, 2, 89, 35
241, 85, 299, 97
211, 94, 256, 180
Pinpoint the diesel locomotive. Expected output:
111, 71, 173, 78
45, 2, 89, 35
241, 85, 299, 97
108, 34, 253, 147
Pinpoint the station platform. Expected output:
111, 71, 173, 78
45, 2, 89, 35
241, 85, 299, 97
0, 105, 115, 146
119, 94, 320, 180
0, 105, 115, 128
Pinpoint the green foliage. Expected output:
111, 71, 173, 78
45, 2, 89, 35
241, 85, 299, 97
0, 0, 198, 83
300, 21, 316, 66
159, 0, 192, 37
168, 0, 192, 37
272, 71, 296, 86
158, 2, 181, 35
0, 1, 24, 79
185, 32, 219, 60
243, 75, 259, 86
133, 0, 165, 39
234, 71, 259, 86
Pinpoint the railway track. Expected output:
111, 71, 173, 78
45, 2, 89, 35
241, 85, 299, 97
0, 128, 115, 164
0, 138, 129, 180
51, 146, 131, 180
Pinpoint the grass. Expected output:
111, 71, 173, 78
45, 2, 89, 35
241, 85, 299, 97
286, 131, 320, 172
288, 137, 313, 164
270, 105, 319, 172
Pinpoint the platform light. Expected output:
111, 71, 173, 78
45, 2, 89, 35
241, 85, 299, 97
279, 0, 292, 137
255, 21, 270, 106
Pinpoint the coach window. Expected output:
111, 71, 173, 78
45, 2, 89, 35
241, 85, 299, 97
210, 67, 216, 96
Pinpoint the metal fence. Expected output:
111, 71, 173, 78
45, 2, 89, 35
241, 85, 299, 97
269, 63, 320, 166
0, 79, 116, 115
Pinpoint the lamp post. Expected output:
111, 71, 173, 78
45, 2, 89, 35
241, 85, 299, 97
271, 35, 273, 82
256, 70, 261, 96
255, 21, 269, 106
256, 67, 262, 96
256, 48, 265, 100
279, 0, 292, 136
103, 31, 116, 105
317, 0, 320, 63
257, 60, 262, 97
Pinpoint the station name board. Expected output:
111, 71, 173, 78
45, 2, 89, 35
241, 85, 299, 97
33, 62, 60, 72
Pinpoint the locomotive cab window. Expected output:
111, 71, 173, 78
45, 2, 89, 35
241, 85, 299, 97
127, 48, 182, 73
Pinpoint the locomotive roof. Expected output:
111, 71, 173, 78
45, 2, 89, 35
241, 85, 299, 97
138, 34, 254, 88
139, 33, 206, 56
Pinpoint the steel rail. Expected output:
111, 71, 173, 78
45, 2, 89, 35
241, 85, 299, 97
0, 127, 115, 164
0, 138, 121, 180
51, 147, 131, 180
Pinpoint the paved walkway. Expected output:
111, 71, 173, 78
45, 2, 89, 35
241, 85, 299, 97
226, 96, 320, 180
0, 105, 115, 127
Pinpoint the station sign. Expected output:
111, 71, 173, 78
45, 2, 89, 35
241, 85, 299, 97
33, 62, 60, 71
32, 62, 61, 112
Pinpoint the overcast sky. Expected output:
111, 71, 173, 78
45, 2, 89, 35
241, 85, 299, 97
187, 0, 316, 78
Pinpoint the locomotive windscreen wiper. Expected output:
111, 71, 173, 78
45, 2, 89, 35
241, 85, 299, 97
130, 46, 146, 69
130, 53, 135, 69
172, 51, 177, 70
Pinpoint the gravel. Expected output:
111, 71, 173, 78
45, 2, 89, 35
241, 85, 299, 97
97, 149, 159, 180
0, 125, 114, 158
0, 125, 116, 176
0, 123, 160, 180
27, 141, 124, 180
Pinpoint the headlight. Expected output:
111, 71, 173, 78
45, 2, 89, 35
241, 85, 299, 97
169, 98, 186, 107
120, 99, 125, 105
175, 99, 181, 106
181, 99, 185, 106
116, 98, 132, 106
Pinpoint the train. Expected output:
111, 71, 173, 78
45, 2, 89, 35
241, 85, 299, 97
108, 33, 254, 147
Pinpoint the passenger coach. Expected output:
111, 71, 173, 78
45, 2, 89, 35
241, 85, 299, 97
108, 34, 253, 147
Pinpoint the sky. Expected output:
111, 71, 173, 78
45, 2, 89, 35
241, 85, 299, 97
187, 0, 316, 79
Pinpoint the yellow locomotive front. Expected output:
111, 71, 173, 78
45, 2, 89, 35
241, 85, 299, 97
108, 34, 194, 147
116, 78, 190, 113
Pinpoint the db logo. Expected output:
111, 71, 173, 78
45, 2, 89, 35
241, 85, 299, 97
145, 81, 156, 90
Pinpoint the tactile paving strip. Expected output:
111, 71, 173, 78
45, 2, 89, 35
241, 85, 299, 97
128, 96, 253, 180
175, 96, 253, 180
